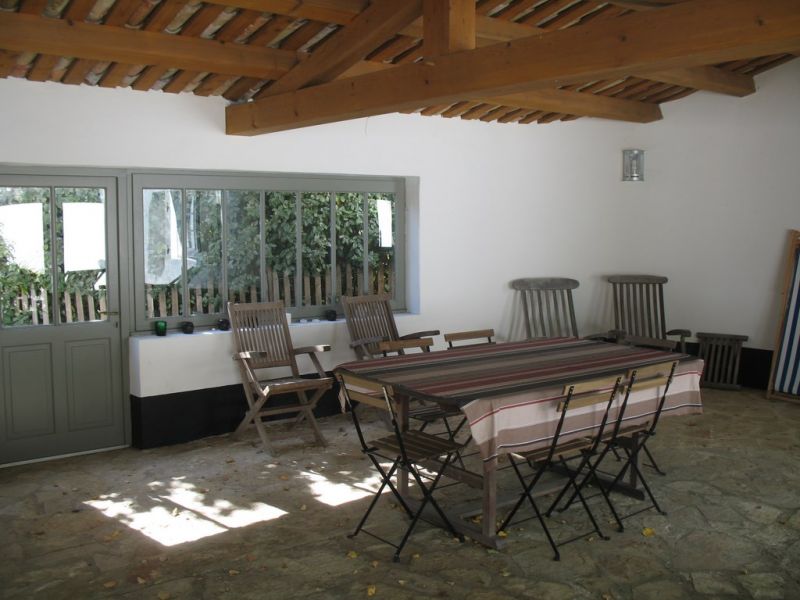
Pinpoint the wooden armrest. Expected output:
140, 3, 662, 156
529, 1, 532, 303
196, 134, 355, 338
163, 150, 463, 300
399, 330, 440, 340
294, 344, 331, 355
619, 333, 677, 351
667, 328, 691, 338
444, 328, 495, 342
349, 335, 387, 349
584, 332, 612, 341
379, 338, 434, 352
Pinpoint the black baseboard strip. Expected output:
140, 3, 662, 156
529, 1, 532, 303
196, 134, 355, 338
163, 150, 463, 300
131, 377, 342, 449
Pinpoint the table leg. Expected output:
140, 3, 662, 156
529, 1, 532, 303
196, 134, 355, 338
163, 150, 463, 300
482, 459, 496, 540
398, 394, 409, 495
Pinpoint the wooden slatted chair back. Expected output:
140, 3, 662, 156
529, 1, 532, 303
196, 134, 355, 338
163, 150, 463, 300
228, 301, 299, 375
338, 372, 394, 413
511, 277, 579, 339
627, 361, 676, 392
608, 275, 669, 341
558, 375, 622, 413
342, 294, 401, 358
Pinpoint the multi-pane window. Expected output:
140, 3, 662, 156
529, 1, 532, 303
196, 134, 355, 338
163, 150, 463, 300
1, 183, 110, 328
133, 174, 405, 331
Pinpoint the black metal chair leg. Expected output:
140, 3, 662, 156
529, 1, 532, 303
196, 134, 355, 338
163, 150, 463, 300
642, 444, 666, 476
350, 460, 400, 538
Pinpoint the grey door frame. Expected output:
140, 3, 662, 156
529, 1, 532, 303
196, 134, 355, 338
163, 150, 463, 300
0, 165, 132, 461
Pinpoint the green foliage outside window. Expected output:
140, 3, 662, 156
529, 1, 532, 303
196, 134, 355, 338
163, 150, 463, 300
1, 187, 105, 326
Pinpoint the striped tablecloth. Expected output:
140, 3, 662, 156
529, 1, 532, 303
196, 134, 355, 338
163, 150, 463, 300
336, 337, 704, 462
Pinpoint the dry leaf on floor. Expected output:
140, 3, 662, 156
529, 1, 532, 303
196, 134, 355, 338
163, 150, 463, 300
411, 553, 420, 559
371, 561, 379, 568
279, 474, 290, 481
229, 569, 240, 576
367, 585, 377, 596
497, 530, 508, 538
300, 504, 307, 511
136, 577, 147, 585
158, 592, 171, 600
347, 550, 359, 559
102, 580, 117, 589
642, 527, 656, 537
103, 530, 122, 542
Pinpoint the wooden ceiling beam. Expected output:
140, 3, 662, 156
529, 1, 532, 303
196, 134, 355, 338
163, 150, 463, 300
483, 89, 663, 123
264, 0, 423, 96
642, 65, 756, 96
341, 52, 661, 122
226, 0, 800, 135
0, 12, 298, 80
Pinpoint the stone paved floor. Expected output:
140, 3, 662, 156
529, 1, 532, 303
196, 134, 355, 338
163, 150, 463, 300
1, 388, 799, 600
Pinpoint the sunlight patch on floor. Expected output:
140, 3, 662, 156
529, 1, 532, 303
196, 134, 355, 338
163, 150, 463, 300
84, 479, 287, 546
299, 470, 384, 507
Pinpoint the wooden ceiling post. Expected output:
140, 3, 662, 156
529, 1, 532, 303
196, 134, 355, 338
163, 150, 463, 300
423, 0, 476, 59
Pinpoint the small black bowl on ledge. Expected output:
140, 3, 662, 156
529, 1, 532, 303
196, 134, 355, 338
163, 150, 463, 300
217, 318, 231, 331
179, 321, 194, 334
324, 309, 338, 322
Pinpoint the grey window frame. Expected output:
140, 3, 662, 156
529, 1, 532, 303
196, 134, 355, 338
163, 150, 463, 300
132, 171, 406, 332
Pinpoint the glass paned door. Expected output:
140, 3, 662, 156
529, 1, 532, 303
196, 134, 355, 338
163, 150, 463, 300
0, 176, 124, 465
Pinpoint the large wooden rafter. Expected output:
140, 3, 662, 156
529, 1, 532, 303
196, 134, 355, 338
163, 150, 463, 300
338, 57, 663, 123
226, 0, 800, 135
0, 12, 297, 80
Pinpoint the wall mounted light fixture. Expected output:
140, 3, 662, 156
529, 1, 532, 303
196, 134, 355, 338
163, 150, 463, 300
622, 149, 644, 181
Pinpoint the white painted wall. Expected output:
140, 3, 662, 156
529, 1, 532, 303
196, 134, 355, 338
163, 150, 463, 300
1, 61, 798, 396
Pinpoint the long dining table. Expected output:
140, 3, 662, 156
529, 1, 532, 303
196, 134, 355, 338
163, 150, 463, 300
335, 337, 704, 548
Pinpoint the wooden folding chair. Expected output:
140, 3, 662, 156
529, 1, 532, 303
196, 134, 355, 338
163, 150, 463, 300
341, 294, 440, 359
228, 301, 333, 454
341, 294, 460, 431
606, 275, 691, 352
338, 372, 465, 561
511, 277, 580, 339
497, 374, 624, 560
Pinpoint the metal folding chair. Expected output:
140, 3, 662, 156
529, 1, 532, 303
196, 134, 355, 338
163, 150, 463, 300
228, 301, 333, 454
554, 361, 677, 531
338, 372, 466, 561
497, 374, 624, 560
